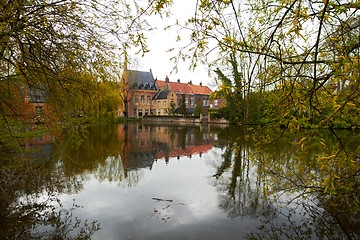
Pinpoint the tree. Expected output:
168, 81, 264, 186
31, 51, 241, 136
0, 0, 173, 161
178, 94, 188, 116
167, 0, 360, 226
169, 101, 176, 116
194, 101, 204, 117
173, 0, 360, 128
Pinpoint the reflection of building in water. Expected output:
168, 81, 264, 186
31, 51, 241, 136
119, 123, 219, 168
23, 135, 56, 161
156, 144, 213, 161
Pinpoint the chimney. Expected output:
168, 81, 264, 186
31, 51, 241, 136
188, 80, 192, 85
177, 79, 180, 83
165, 75, 169, 84
200, 82, 202, 86
150, 69, 153, 77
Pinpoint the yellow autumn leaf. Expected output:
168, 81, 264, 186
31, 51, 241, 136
333, 104, 341, 110
317, 155, 336, 162
298, 137, 306, 144
346, 102, 356, 107
324, 176, 331, 184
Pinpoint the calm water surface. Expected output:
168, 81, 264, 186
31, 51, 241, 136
3, 123, 360, 239
57, 123, 264, 240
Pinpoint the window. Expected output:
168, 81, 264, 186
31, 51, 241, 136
163, 100, 166, 106
163, 109, 167, 115
135, 95, 139, 103
145, 109, 149, 115
147, 96, 151, 104
191, 97, 195, 106
138, 109, 143, 117
203, 99, 206, 106
215, 100, 218, 107
141, 95, 145, 103
35, 94, 41, 102
35, 105, 43, 115
185, 98, 189, 106
158, 101, 161, 106
150, 109, 153, 115
158, 110, 161, 115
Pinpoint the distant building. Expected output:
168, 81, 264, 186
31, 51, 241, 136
120, 67, 158, 118
120, 66, 222, 118
209, 98, 227, 110
152, 89, 177, 116
156, 77, 213, 115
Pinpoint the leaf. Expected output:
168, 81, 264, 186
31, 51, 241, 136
324, 185, 329, 194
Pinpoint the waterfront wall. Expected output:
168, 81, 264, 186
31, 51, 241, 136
142, 115, 230, 125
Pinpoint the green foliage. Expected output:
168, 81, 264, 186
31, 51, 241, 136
207, 109, 222, 119
171, 0, 360, 229
0, 0, 158, 164
194, 101, 204, 117
169, 101, 176, 116
178, 94, 188, 116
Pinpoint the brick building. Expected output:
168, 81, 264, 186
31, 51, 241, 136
119, 66, 223, 118
156, 77, 213, 114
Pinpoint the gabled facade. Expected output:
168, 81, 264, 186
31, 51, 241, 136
120, 68, 158, 118
152, 89, 177, 116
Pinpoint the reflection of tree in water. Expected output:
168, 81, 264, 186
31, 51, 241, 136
0, 162, 99, 240
212, 127, 360, 239
211, 137, 276, 219
248, 196, 360, 240
60, 124, 146, 188
94, 154, 147, 188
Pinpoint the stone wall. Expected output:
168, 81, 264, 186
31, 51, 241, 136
142, 116, 230, 125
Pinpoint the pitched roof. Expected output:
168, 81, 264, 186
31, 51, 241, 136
157, 80, 213, 95
167, 82, 194, 94
157, 80, 166, 88
189, 85, 213, 95
127, 70, 157, 90
174, 107, 195, 114
153, 90, 171, 100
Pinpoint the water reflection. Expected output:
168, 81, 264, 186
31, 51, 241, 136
212, 127, 360, 239
2, 123, 360, 239
0, 156, 100, 239
60, 124, 224, 183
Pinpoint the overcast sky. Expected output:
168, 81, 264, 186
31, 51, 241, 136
128, 0, 218, 90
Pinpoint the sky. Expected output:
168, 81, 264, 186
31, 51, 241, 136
128, 0, 218, 90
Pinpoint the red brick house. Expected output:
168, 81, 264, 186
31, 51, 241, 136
156, 77, 213, 114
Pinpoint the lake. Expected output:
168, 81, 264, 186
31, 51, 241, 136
1, 123, 359, 239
